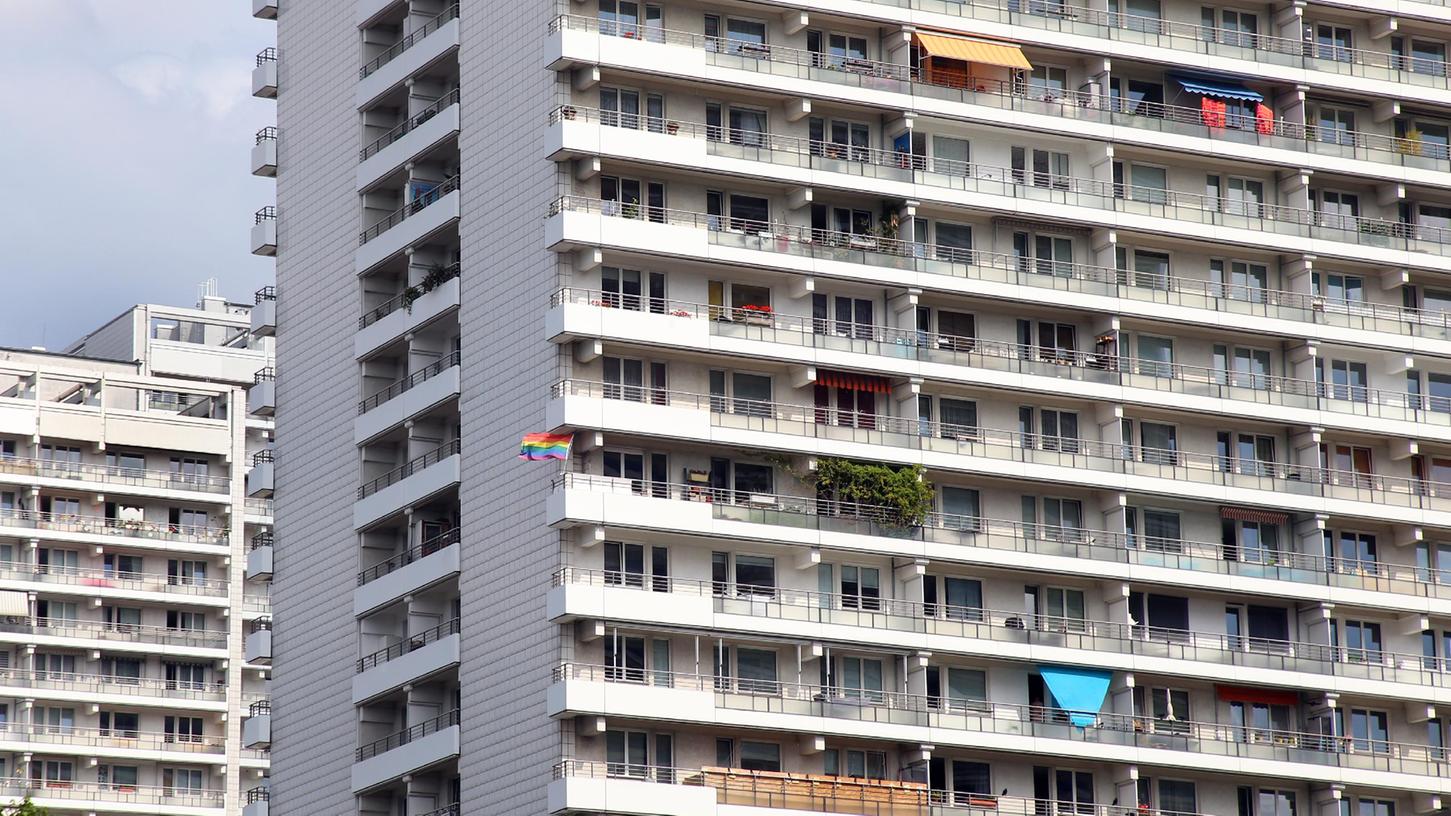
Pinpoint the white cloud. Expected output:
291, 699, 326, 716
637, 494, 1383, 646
112, 54, 188, 102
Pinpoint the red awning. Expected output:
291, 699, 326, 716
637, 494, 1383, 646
817, 370, 892, 393
1220, 506, 1289, 525
1216, 685, 1299, 707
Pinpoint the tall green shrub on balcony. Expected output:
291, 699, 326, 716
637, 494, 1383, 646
814, 458, 933, 528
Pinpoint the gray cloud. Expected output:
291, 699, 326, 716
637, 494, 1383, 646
0, 1, 275, 349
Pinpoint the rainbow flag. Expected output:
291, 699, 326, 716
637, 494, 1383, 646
519, 432, 573, 461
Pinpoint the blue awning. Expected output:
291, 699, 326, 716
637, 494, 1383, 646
1040, 666, 1113, 727
1170, 73, 1263, 102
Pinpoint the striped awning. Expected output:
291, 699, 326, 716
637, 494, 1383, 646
1220, 506, 1289, 525
1216, 685, 1299, 706
817, 370, 892, 393
914, 32, 1032, 70
0, 591, 29, 617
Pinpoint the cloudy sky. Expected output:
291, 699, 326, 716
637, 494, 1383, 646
0, 1, 275, 349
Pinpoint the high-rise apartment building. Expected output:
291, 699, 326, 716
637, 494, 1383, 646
0, 292, 274, 814
264, 0, 1451, 815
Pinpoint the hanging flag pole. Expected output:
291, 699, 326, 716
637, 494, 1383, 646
519, 432, 574, 461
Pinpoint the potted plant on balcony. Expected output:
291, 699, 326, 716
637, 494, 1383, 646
401, 264, 454, 313
812, 457, 934, 529
665, 121, 681, 135
560, 105, 578, 121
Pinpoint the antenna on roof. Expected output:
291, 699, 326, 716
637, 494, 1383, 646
196, 278, 219, 307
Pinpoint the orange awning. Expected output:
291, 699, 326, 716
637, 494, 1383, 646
914, 32, 1032, 70
817, 370, 892, 393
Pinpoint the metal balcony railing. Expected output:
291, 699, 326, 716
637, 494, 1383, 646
357, 439, 460, 499
255, 206, 277, 224
360, 88, 461, 161
254, 127, 278, 145
0, 453, 230, 493
548, 196, 1451, 340
549, 472, 1451, 601
356, 617, 461, 673
553, 567, 1451, 688
553, 288, 1451, 426
558, 663, 1451, 774
254, 367, 276, 384
252, 449, 275, 466
27, 617, 227, 649
552, 13, 1451, 169
551, 98, 1451, 248
255, 47, 277, 66
247, 497, 274, 517
255, 284, 277, 302
251, 531, 275, 551
358, 350, 460, 414
0, 559, 227, 596
355, 708, 460, 761
357, 527, 460, 585
359, 175, 460, 244
359, 3, 459, 78
249, 617, 273, 634
249, 700, 272, 718
247, 786, 271, 804
358, 262, 461, 329
554, 377, 1451, 511
0, 668, 226, 700
0, 506, 227, 544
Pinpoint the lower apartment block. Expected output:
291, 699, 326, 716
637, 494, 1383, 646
0, 305, 272, 814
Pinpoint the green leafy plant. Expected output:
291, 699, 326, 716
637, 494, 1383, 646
4, 798, 48, 816
402, 264, 456, 313
813, 457, 933, 528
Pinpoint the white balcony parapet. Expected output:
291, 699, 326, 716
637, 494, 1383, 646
0, 559, 228, 598
354, 529, 460, 615
0, 454, 231, 495
356, 265, 461, 358
0, 668, 227, 704
252, 47, 277, 98
553, 662, 1451, 789
0, 506, 228, 547
355, 352, 460, 444
251, 286, 277, 335
551, 567, 1451, 696
245, 786, 270, 816
243, 700, 272, 748
10, 779, 226, 810
355, 180, 460, 273
252, 127, 278, 177
249, 368, 277, 417
550, 14, 1451, 178
359, 4, 458, 79
551, 377, 1451, 525
353, 618, 460, 703
546, 111, 1451, 265
248, 533, 275, 580
548, 287, 1451, 437
247, 449, 275, 498
251, 206, 277, 256
353, 439, 460, 529
358, 89, 460, 189
351, 708, 460, 792
548, 472, 1451, 605
246, 618, 273, 664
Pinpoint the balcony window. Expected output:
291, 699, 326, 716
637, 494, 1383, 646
705, 14, 768, 56
708, 191, 769, 233
826, 748, 888, 780
1136, 334, 1174, 377
165, 662, 207, 691
1134, 685, 1191, 734
1343, 620, 1385, 663
708, 369, 771, 417
924, 575, 983, 621
601, 266, 664, 312
163, 767, 205, 795
37, 547, 78, 575
104, 606, 141, 633
603, 541, 668, 591
834, 656, 884, 702
1229, 699, 1291, 741
839, 565, 880, 610
1215, 431, 1275, 476
1013, 146, 1070, 190
736, 647, 779, 693
1210, 259, 1268, 302
606, 729, 649, 776
31, 760, 73, 788
100, 711, 140, 739
1345, 708, 1390, 753
601, 175, 664, 221
37, 653, 76, 680
35, 706, 75, 735
1315, 106, 1356, 146
39, 445, 81, 474
735, 555, 776, 596
1109, 78, 1164, 116
1314, 24, 1354, 63
1324, 531, 1377, 573
940, 486, 980, 531
1214, 344, 1271, 389
1013, 230, 1074, 277
167, 559, 208, 586
1311, 189, 1360, 230
99, 764, 139, 791
605, 634, 646, 682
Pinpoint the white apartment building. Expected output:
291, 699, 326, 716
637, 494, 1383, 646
0, 293, 275, 815
263, 0, 1451, 815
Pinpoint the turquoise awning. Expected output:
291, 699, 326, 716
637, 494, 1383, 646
1040, 666, 1113, 727
1170, 73, 1263, 102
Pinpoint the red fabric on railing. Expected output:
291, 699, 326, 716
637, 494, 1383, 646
817, 370, 891, 393
1200, 97, 1226, 128
1216, 685, 1299, 706
1219, 506, 1288, 525
1255, 104, 1274, 135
